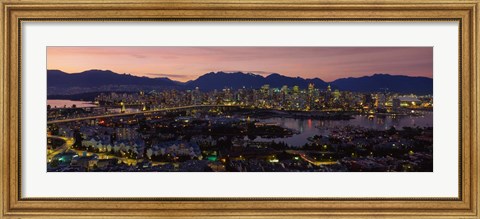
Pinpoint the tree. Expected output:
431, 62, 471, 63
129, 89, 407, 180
49, 124, 59, 135
73, 129, 83, 148
50, 160, 59, 167
387, 126, 397, 135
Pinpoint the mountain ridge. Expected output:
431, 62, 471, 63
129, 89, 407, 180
47, 69, 433, 95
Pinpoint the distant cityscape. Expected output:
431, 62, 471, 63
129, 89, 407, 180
47, 73, 433, 172
46, 46, 433, 172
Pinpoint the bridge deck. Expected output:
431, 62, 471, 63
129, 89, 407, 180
47, 105, 238, 124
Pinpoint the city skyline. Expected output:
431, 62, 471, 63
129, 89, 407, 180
47, 46, 433, 172
47, 47, 433, 82
47, 85, 434, 172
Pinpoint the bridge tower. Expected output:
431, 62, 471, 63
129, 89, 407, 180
120, 101, 126, 113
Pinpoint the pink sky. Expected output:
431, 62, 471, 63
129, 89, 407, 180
47, 47, 433, 82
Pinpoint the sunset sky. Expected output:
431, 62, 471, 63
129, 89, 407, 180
47, 47, 433, 82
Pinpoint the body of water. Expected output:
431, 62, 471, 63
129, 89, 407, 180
47, 99, 140, 113
48, 99, 433, 148
253, 111, 433, 147
47, 99, 97, 108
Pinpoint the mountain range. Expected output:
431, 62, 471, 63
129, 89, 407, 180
184, 71, 329, 91
47, 69, 433, 96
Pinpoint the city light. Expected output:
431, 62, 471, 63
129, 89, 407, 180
47, 71, 433, 172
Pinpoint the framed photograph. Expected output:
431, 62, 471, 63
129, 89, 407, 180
1, 0, 478, 218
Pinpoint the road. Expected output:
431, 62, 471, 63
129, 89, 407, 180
47, 135, 74, 161
47, 104, 238, 124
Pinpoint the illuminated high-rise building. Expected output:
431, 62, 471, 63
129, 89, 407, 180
292, 86, 300, 95
308, 83, 315, 94
333, 89, 341, 100
375, 93, 387, 109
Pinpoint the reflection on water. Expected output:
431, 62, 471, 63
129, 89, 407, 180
47, 99, 97, 108
254, 111, 433, 147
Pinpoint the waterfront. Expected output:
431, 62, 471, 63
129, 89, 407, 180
47, 99, 140, 114
47, 98, 433, 150
254, 111, 433, 147
47, 92, 434, 172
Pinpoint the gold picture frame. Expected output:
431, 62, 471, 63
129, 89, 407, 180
1, 0, 478, 218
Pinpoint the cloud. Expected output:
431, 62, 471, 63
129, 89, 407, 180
248, 71, 277, 75
145, 73, 191, 78
47, 46, 433, 82
222, 70, 275, 75
131, 54, 147, 59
